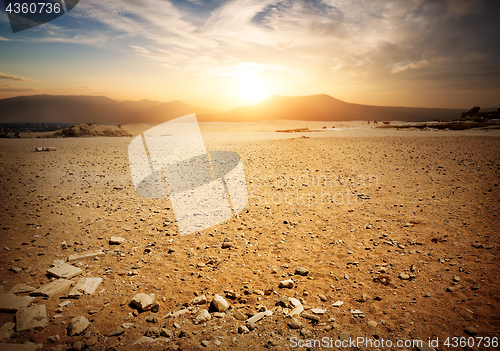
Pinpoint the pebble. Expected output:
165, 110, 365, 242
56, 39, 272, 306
67, 316, 90, 336
201, 340, 210, 347
85, 336, 98, 346
192, 295, 207, 305
295, 267, 309, 276
109, 237, 125, 245
109, 327, 125, 336
332, 301, 343, 307
131, 293, 154, 311
238, 325, 249, 334
318, 294, 327, 302
310, 308, 326, 315
301, 312, 320, 322
446, 286, 456, 292
464, 327, 478, 336
279, 279, 294, 288
399, 273, 410, 280
194, 309, 211, 324
367, 320, 377, 328
287, 317, 302, 329
211, 294, 229, 312
233, 310, 246, 321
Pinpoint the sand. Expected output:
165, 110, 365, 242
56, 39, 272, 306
0, 124, 499, 350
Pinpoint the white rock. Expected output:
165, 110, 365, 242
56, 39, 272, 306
131, 293, 154, 311
311, 308, 326, 315
16, 305, 48, 332
332, 301, 344, 307
194, 309, 211, 324
67, 316, 89, 336
279, 279, 294, 288
211, 294, 229, 312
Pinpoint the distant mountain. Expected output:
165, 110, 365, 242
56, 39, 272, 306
0, 95, 214, 124
198, 94, 464, 122
0, 94, 466, 124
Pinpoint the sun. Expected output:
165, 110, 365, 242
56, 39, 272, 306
236, 69, 269, 105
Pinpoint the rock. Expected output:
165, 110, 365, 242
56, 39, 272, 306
246, 310, 273, 325
0, 342, 42, 351
0, 294, 35, 312
108, 327, 125, 336
221, 242, 234, 249
211, 294, 229, 312
295, 267, 309, 276
301, 312, 320, 322
446, 286, 456, 292
8, 285, 35, 295
30, 279, 73, 297
85, 336, 97, 346
72, 341, 83, 351
367, 320, 377, 328
233, 310, 246, 321
47, 264, 82, 279
351, 309, 363, 315
238, 325, 249, 334
399, 273, 410, 280
151, 303, 159, 313
133, 336, 155, 345
279, 279, 294, 289
287, 317, 301, 329
16, 305, 48, 332
0, 322, 15, 340
453, 276, 460, 282
131, 293, 154, 311
318, 294, 327, 302
310, 308, 326, 315
464, 327, 478, 336
67, 250, 105, 263
358, 294, 369, 302
201, 340, 210, 347
472, 284, 480, 290
146, 313, 158, 323
191, 295, 207, 305
416, 341, 436, 351
68, 278, 102, 298
288, 297, 302, 308
289, 304, 303, 317
67, 316, 89, 336
109, 237, 125, 245
194, 309, 211, 324
144, 327, 161, 338
332, 301, 343, 307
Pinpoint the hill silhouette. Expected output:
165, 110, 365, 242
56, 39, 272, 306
0, 94, 465, 123
197, 94, 464, 122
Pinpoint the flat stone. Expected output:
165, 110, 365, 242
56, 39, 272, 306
109, 237, 125, 245
211, 294, 229, 312
67, 316, 89, 336
108, 327, 125, 336
133, 336, 155, 345
85, 336, 98, 347
131, 293, 154, 311
67, 250, 104, 263
301, 312, 320, 322
288, 297, 302, 308
9, 285, 36, 295
232, 310, 246, 321
47, 264, 82, 279
191, 295, 207, 305
68, 278, 102, 298
279, 279, 294, 289
367, 320, 377, 328
318, 294, 327, 302
399, 273, 410, 280
332, 301, 344, 307
30, 279, 73, 297
194, 309, 211, 324
16, 305, 48, 332
351, 309, 363, 315
238, 325, 249, 334
287, 317, 302, 329
310, 308, 326, 315
295, 267, 309, 276
289, 304, 303, 317
0, 342, 42, 351
221, 242, 234, 248
416, 341, 436, 351
446, 286, 456, 292
464, 327, 478, 336
0, 294, 35, 312
246, 310, 272, 325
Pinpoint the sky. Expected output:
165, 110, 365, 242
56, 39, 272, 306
0, 0, 499, 110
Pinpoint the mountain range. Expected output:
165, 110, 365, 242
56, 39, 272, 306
0, 94, 466, 123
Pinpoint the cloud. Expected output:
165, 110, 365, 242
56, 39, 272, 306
0, 36, 9, 41
0, 73, 36, 82
0, 86, 40, 92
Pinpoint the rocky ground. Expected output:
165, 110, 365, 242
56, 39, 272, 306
0, 130, 499, 351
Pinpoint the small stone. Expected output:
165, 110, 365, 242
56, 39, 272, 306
246, 310, 272, 325
0, 294, 35, 312
108, 327, 125, 336
238, 325, 249, 334
399, 273, 410, 280
144, 327, 161, 338
194, 309, 211, 324
367, 320, 377, 328
68, 278, 102, 298
73, 341, 83, 351
146, 313, 158, 323
221, 242, 234, 249
301, 313, 320, 322
446, 286, 456, 292
67, 316, 90, 336
464, 327, 478, 336
109, 237, 125, 245
8, 284, 36, 295
131, 293, 154, 311
472, 284, 480, 290
318, 294, 327, 302
295, 267, 309, 276
85, 336, 98, 346
310, 308, 326, 315
201, 340, 210, 347
453, 276, 460, 282
287, 317, 301, 329
151, 303, 159, 313
192, 295, 207, 305
279, 279, 294, 289
67, 250, 105, 262
211, 294, 229, 312
233, 310, 246, 321
30, 279, 73, 298
16, 305, 48, 332
358, 294, 369, 302
160, 328, 173, 338
332, 301, 343, 307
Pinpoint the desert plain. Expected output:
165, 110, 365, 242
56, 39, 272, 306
0, 121, 499, 350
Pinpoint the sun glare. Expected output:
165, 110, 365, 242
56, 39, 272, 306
236, 69, 269, 105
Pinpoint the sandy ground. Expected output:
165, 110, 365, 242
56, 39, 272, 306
0, 124, 499, 351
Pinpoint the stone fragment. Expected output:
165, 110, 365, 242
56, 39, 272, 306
67, 250, 104, 263
310, 308, 326, 315
221, 242, 234, 249
301, 312, 320, 322
416, 341, 436, 351
351, 309, 363, 315
287, 317, 301, 329
201, 340, 209, 347
453, 276, 460, 282
318, 294, 327, 302
194, 309, 211, 324
67, 316, 89, 336
279, 279, 294, 289
144, 327, 161, 338
246, 310, 272, 325
191, 295, 207, 305
211, 294, 229, 312
288, 297, 301, 308
367, 320, 377, 328
146, 313, 158, 323
47, 264, 82, 279
295, 267, 309, 276
109, 237, 125, 245
85, 336, 97, 347
464, 327, 478, 336
233, 310, 246, 321
238, 325, 249, 334
133, 336, 155, 345
9, 285, 35, 295
131, 293, 154, 311
108, 328, 125, 336
30, 279, 73, 297
16, 305, 48, 332
289, 304, 303, 317
399, 273, 410, 280
0, 342, 42, 351
332, 301, 343, 307
68, 278, 102, 298
446, 286, 456, 292
0, 294, 35, 312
